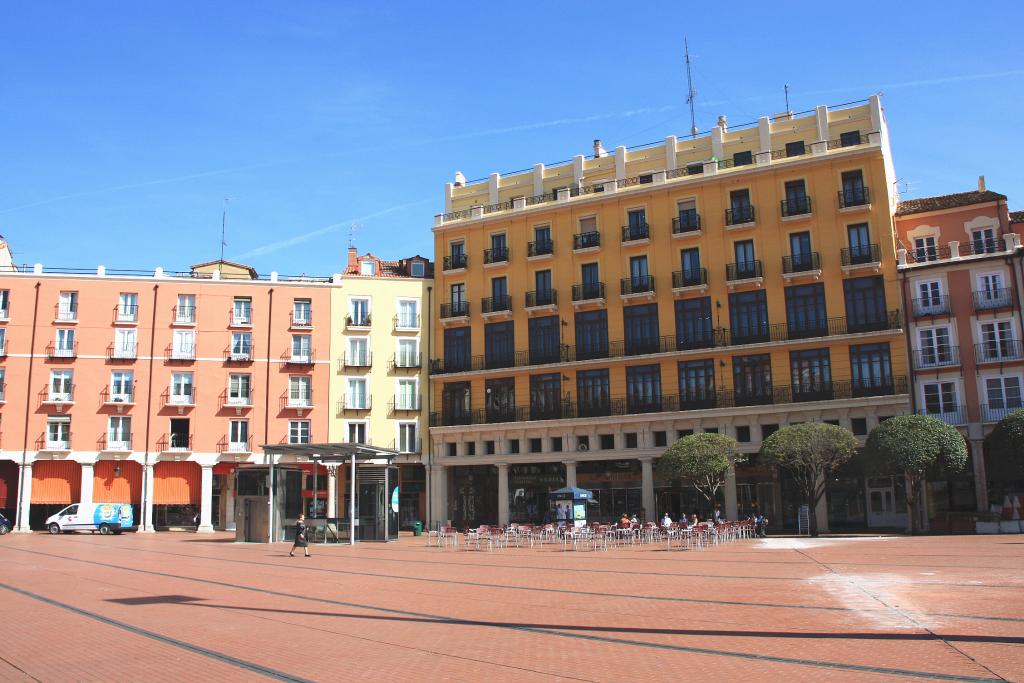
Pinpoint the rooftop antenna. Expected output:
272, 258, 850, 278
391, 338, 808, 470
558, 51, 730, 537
684, 37, 698, 138
348, 223, 358, 248
784, 84, 791, 112
219, 196, 230, 261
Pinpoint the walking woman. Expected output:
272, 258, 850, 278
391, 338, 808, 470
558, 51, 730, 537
289, 514, 310, 557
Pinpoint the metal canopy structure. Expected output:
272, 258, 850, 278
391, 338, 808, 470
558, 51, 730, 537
260, 443, 400, 545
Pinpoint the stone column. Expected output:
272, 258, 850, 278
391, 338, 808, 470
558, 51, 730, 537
724, 460, 738, 521
497, 463, 510, 527
564, 460, 577, 489
640, 457, 655, 523
197, 464, 215, 532
969, 439, 988, 512
223, 470, 236, 532
79, 461, 95, 507
326, 465, 338, 518
16, 462, 33, 532
428, 464, 448, 528
140, 462, 155, 532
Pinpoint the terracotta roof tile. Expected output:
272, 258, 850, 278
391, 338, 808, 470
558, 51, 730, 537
1010, 210, 1024, 224
896, 190, 1006, 216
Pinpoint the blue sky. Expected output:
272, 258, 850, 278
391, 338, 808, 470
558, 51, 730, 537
1, 2, 1022, 274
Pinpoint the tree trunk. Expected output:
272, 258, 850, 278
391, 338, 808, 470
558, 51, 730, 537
808, 492, 819, 537
906, 473, 919, 535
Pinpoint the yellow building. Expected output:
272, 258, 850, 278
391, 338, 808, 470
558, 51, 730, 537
429, 96, 909, 531
329, 247, 432, 527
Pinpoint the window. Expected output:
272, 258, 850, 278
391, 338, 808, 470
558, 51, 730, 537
626, 208, 647, 240
534, 269, 553, 304
985, 377, 1022, 419
490, 277, 509, 309
914, 235, 938, 262
976, 272, 1007, 309
850, 343, 893, 395
110, 371, 133, 402
971, 227, 998, 254
653, 431, 667, 448
979, 320, 1016, 360
785, 283, 827, 338
530, 438, 543, 453
600, 434, 615, 450
577, 262, 602, 299
577, 435, 590, 451
292, 299, 312, 326
0, 289, 8, 318
228, 374, 252, 404
624, 303, 659, 355
170, 373, 193, 404
785, 141, 805, 157
397, 300, 418, 328
347, 421, 367, 444
728, 189, 753, 224
577, 369, 611, 417
680, 248, 701, 285
625, 433, 638, 448
784, 181, 809, 216
447, 443, 458, 457
360, 260, 376, 276
508, 438, 520, 454
291, 334, 312, 361
840, 130, 862, 147
50, 370, 73, 402
528, 315, 560, 364
916, 280, 944, 314
627, 255, 651, 291
231, 332, 252, 358
847, 223, 873, 263
443, 327, 470, 372
289, 376, 312, 407
533, 225, 552, 252
108, 416, 132, 450
397, 339, 418, 368
844, 276, 888, 331
677, 200, 699, 230
117, 293, 138, 322
484, 321, 514, 368
0, 368, 5, 400
733, 354, 772, 405
790, 348, 832, 400
232, 297, 252, 325
485, 377, 515, 422
552, 436, 563, 452
733, 240, 757, 277
442, 382, 471, 423
733, 150, 753, 166
490, 233, 508, 261
485, 440, 495, 455
788, 230, 813, 270
172, 329, 195, 359
851, 418, 868, 436
729, 290, 769, 344
169, 419, 189, 450
289, 420, 311, 445
918, 327, 953, 366
530, 373, 562, 420
675, 297, 714, 349
176, 294, 196, 323
228, 419, 249, 451
348, 337, 369, 366
57, 291, 78, 321
450, 241, 465, 260
53, 327, 75, 357
449, 283, 465, 310
841, 170, 866, 205
349, 298, 370, 325
397, 378, 418, 410
761, 424, 778, 440
577, 216, 600, 248
736, 426, 751, 443
626, 365, 661, 413
47, 417, 71, 449
410, 260, 426, 277
679, 359, 715, 407
923, 382, 958, 417
0, 328, 5, 355
398, 423, 418, 453
575, 310, 609, 360
345, 378, 366, 409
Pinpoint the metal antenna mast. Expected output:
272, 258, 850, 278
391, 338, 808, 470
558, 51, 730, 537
784, 84, 791, 112
220, 197, 229, 261
685, 37, 698, 137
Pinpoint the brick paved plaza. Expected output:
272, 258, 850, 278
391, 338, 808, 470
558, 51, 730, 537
0, 532, 1022, 682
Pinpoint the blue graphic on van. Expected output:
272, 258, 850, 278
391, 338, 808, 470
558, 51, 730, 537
92, 503, 134, 528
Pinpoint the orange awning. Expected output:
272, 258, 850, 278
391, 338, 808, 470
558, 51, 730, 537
93, 461, 142, 504
32, 461, 81, 505
152, 461, 200, 505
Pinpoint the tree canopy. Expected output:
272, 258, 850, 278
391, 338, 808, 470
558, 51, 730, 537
657, 433, 741, 505
985, 409, 1024, 479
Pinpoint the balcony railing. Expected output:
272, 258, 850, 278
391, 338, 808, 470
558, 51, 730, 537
839, 187, 870, 208
165, 343, 196, 362
107, 343, 138, 361
912, 345, 960, 369
481, 296, 512, 314
390, 396, 421, 413
961, 238, 1002, 256
907, 245, 949, 264
393, 314, 420, 331
224, 344, 254, 362
101, 387, 134, 405
281, 391, 313, 410
338, 396, 371, 412
573, 231, 601, 250
390, 353, 422, 370
620, 276, 655, 296
230, 309, 253, 326
974, 288, 1012, 311
780, 196, 812, 217
841, 244, 880, 266
173, 305, 196, 324
622, 223, 650, 242
40, 434, 72, 451
982, 403, 1024, 424
101, 436, 133, 452
672, 212, 701, 234
221, 389, 254, 409
726, 260, 763, 281
159, 433, 193, 452
42, 385, 75, 404
46, 342, 78, 360
525, 290, 557, 308
483, 247, 509, 265
285, 349, 315, 365
912, 295, 951, 317
113, 305, 138, 323
220, 436, 253, 454
975, 340, 1024, 363
342, 351, 372, 368
443, 253, 468, 271
391, 438, 422, 454
345, 314, 371, 328
672, 268, 707, 288
440, 302, 469, 319
290, 310, 313, 328
917, 406, 967, 427
527, 239, 554, 257
847, 309, 903, 334
55, 303, 78, 322
161, 387, 196, 408
572, 282, 605, 302
725, 205, 755, 226
782, 252, 820, 274
730, 324, 771, 346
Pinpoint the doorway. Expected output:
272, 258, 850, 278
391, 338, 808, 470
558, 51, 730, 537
866, 476, 908, 527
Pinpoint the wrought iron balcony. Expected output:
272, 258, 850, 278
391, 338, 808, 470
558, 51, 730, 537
107, 343, 138, 361
481, 295, 512, 314
440, 302, 469, 319
982, 403, 1024, 423
572, 282, 605, 302
782, 252, 820, 274
841, 244, 880, 266
780, 196, 812, 217
290, 310, 313, 328
961, 238, 1001, 256
389, 396, 421, 413
622, 223, 650, 243
672, 211, 701, 234
161, 387, 195, 408
973, 288, 1012, 311
672, 268, 707, 288
164, 344, 196, 362
113, 304, 138, 323
224, 344, 254, 362
725, 205, 755, 226
390, 352, 422, 370
729, 323, 771, 346
443, 253, 468, 271
975, 340, 1024, 363
573, 231, 601, 250
838, 187, 870, 208
338, 395, 371, 412
46, 342, 78, 360
159, 433, 193, 452
912, 346, 960, 369
620, 275, 655, 296
101, 386, 134, 405
285, 349, 315, 365
916, 406, 967, 426
527, 239, 554, 257
525, 289, 557, 308
483, 247, 509, 265
172, 305, 196, 324
393, 314, 420, 330
221, 389, 254, 410
342, 351, 372, 368
345, 314, 371, 328
912, 295, 951, 317
55, 303, 78, 322
726, 260, 763, 281
847, 309, 903, 334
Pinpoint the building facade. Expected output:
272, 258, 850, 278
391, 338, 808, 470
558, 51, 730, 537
428, 96, 914, 531
894, 186, 1024, 528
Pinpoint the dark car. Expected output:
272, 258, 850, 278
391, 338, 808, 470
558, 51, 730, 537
0, 512, 11, 535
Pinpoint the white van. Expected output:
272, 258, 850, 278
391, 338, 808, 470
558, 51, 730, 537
46, 503, 134, 535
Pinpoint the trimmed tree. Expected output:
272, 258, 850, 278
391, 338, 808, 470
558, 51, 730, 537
984, 409, 1024, 494
760, 423, 858, 537
865, 414, 968, 534
656, 433, 742, 512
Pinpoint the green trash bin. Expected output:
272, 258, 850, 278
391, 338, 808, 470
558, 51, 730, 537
413, 521, 423, 537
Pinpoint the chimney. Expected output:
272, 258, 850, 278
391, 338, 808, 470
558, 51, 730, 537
453, 171, 466, 187
717, 115, 728, 133
978, 175, 986, 192
593, 139, 607, 158
347, 246, 358, 272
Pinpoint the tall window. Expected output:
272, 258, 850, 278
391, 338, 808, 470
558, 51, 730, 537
976, 272, 1006, 308
914, 236, 938, 262
289, 376, 312, 407
117, 293, 138, 322
172, 329, 195, 358
289, 420, 311, 444
728, 189, 753, 224
986, 377, 1022, 419
534, 224, 552, 252
108, 416, 132, 450
110, 371, 133, 402
396, 378, 418, 410
50, 370, 73, 401
575, 310, 609, 360
170, 373, 193, 404
347, 422, 367, 444
345, 378, 366, 409
442, 382, 471, 423
733, 240, 756, 278
232, 297, 252, 325
847, 223, 872, 263
57, 291, 78, 321
785, 283, 827, 338
850, 343, 893, 395
443, 327, 470, 372
231, 332, 252, 358
733, 354, 772, 404
789, 231, 813, 270
450, 241, 465, 260
577, 216, 599, 248
844, 276, 888, 331
579, 262, 601, 298
972, 227, 998, 254
918, 327, 953, 366
534, 270, 553, 304
841, 170, 865, 204
490, 233, 508, 260
675, 297, 714, 349
677, 199, 698, 230
47, 417, 71, 449
790, 349, 831, 399
0, 289, 9, 318
680, 248, 701, 285
293, 298, 312, 325
923, 382, 958, 417
491, 276, 508, 303
628, 255, 650, 290
678, 359, 715, 406
626, 365, 662, 413
626, 208, 647, 239
397, 300, 418, 328
529, 373, 562, 420
398, 423, 418, 453
528, 315, 560, 364
484, 321, 514, 368
114, 328, 137, 359
55, 327, 75, 354
979, 320, 1015, 360
291, 334, 312, 361
397, 339, 418, 367
348, 337, 369, 366
577, 369, 610, 417
624, 303, 660, 355
349, 298, 370, 325
449, 283, 465, 306
916, 280, 944, 314
485, 377, 515, 422
729, 290, 769, 344
176, 294, 196, 323
229, 420, 249, 451
784, 180, 809, 215
228, 374, 252, 404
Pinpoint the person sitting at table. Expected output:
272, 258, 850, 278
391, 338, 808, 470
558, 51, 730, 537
691, 512, 699, 526
677, 515, 689, 527
661, 512, 672, 528
713, 507, 723, 524
618, 513, 631, 528
629, 513, 639, 525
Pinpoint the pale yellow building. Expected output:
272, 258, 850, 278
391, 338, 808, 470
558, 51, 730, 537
329, 247, 432, 526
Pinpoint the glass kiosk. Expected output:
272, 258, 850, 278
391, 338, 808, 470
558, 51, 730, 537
549, 486, 594, 528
